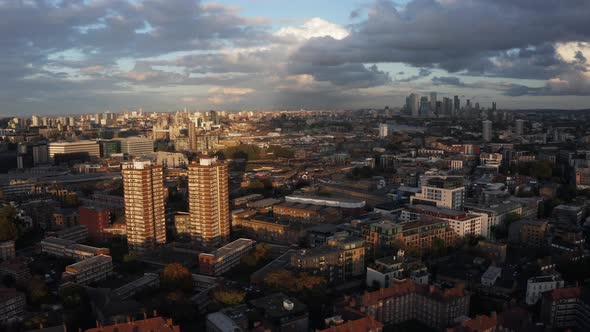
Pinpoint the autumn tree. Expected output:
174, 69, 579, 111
212, 288, 246, 307
28, 276, 49, 305
161, 263, 193, 292
0, 206, 17, 241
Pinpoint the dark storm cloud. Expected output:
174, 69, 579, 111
291, 0, 590, 95
287, 62, 391, 88
432, 76, 465, 87
396, 68, 432, 82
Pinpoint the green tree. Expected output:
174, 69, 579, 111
161, 263, 193, 292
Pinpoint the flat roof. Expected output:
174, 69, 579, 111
205, 238, 255, 259
66, 254, 112, 271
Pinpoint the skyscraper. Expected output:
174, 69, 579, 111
408, 93, 420, 117
429, 92, 437, 114
453, 96, 460, 116
188, 118, 198, 151
122, 160, 166, 252
420, 96, 430, 117
379, 123, 389, 138
188, 157, 230, 248
482, 120, 493, 142
515, 119, 525, 136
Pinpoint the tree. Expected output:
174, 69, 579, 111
28, 275, 49, 305
530, 161, 553, 180
0, 206, 17, 241
161, 263, 193, 292
212, 288, 246, 307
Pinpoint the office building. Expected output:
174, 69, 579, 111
453, 96, 460, 116
429, 92, 437, 114
419, 96, 430, 117
515, 119, 525, 136
188, 157, 230, 247
411, 177, 465, 210
122, 160, 166, 252
378, 123, 388, 138
199, 238, 255, 276
408, 93, 420, 117
48, 140, 100, 159
482, 120, 493, 142
99, 140, 121, 158
61, 254, 113, 285
120, 137, 154, 157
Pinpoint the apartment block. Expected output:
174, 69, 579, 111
0, 288, 25, 324
41, 237, 110, 261
62, 255, 113, 285
199, 238, 255, 276
346, 279, 469, 330
188, 157, 230, 248
122, 160, 166, 252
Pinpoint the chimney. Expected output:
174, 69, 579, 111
143, 311, 148, 319
153, 309, 158, 317
96, 320, 101, 328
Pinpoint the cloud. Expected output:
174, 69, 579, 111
432, 76, 465, 87
275, 17, 349, 41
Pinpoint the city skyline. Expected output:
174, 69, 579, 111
2, 0, 590, 115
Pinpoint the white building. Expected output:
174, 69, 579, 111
48, 140, 100, 159
481, 266, 502, 286
410, 177, 465, 210
379, 123, 389, 138
401, 205, 487, 237
121, 137, 154, 157
526, 274, 565, 305
152, 151, 189, 168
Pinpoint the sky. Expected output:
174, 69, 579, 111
1, 0, 590, 115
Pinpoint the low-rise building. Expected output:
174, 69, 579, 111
112, 273, 160, 300
346, 279, 469, 330
62, 255, 113, 285
526, 274, 565, 305
291, 234, 365, 283
541, 287, 590, 331
198, 238, 255, 276
0, 258, 31, 286
319, 316, 384, 332
0, 241, 15, 261
249, 293, 309, 332
481, 266, 502, 286
41, 237, 109, 261
46, 225, 88, 243
84, 316, 180, 332
401, 205, 487, 237
0, 288, 25, 324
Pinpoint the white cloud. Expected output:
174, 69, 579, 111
275, 17, 349, 41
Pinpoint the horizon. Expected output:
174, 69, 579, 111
1, 0, 590, 114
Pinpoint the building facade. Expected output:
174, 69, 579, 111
122, 160, 166, 252
188, 157, 230, 248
